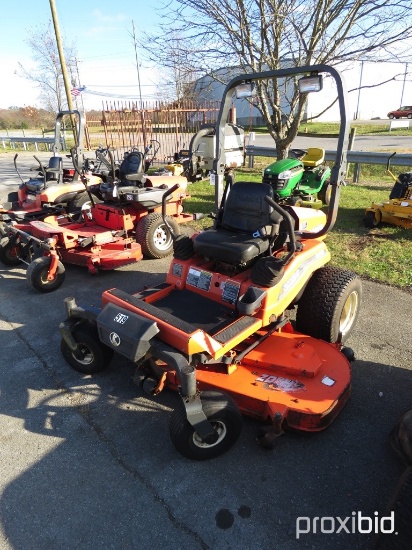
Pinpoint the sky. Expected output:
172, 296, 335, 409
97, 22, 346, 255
0, 0, 171, 110
0, 1, 410, 119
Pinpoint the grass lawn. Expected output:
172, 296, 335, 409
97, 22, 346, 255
182, 161, 412, 292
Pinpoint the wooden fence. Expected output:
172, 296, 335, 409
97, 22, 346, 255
85, 99, 221, 165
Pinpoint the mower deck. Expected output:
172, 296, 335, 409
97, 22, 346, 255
368, 199, 412, 229
59, 240, 143, 270
193, 331, 350, 431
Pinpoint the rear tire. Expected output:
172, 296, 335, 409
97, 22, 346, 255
67, 192, 101, 212
318, 180, 332, 205
136, 213, 179, 258
26, 256, 65, 292
296, 266, 362, 343
170, 391, 242, 460
60, 322, 113, 374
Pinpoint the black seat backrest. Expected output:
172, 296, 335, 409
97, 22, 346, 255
119, 151, 144, 184
46, 156, 63, 182
221, 182, 274, 233
389, 172, 412, 200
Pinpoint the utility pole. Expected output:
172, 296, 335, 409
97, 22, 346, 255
132, 20, 144, 109
131, 20, 146, 146
49, 0, 78, 141
75, 57, 86, 116
400, 62, 409, 106
355, 60, 364, 120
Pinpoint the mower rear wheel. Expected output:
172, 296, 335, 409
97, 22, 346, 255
170, 391, 242, 460
67, 192, 100, 212
60, 322, 114, 374
26, 256, 65, 292
0, 237, 23, 266
318, 180, 332, 205
136, 213, 179, 259
296, 266, 362, 343
363, 210, 381, 228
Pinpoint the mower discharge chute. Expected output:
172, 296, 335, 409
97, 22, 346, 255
0, 110, 103, 222
59, 65, 362, 460
364, 152, 412, 229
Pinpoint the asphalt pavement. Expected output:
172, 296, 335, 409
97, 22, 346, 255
0, 151, 412, 550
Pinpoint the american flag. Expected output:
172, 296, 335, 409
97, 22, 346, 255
70, 86, 86, 96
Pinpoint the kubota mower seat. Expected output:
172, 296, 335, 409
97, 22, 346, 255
302, 148, 325, 168
193, 182, 279, 266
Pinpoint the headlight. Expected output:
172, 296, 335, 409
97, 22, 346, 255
278, 170, 292, 180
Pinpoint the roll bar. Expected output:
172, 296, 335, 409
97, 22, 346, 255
213, 65, 349, 239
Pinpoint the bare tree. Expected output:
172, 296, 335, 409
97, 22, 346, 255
142, 0, 412, 158
18, 21, 77, 113
148, 34, 204, 103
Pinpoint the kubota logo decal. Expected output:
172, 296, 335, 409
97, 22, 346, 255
109, 332, 121, 347
256, 373, 305, 392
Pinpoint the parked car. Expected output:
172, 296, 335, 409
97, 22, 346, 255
387, 106, 412, 119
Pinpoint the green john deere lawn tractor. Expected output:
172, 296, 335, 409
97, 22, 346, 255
262, 147, 331, 208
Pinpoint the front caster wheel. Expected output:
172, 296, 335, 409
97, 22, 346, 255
169, 391, 242, 460
26, 256, 65, 292
60, 322, 114, 374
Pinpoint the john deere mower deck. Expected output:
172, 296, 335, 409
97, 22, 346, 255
59, 64, 362, 460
